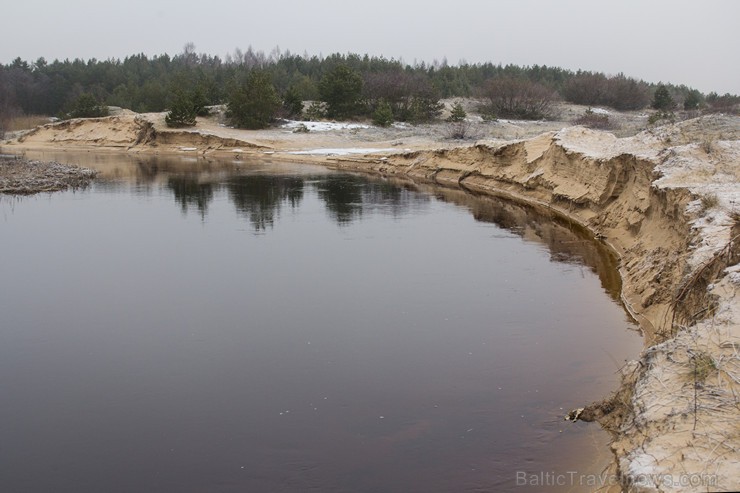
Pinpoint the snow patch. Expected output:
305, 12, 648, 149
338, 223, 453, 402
281, 120, 370, 132
286, 148, 407, 156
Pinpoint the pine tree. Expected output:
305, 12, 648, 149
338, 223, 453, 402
226, 70, 280, 129
319, 64, 364, 119
165, 92, 197, 127
372, 100, 394, 127
651, 84, 675, 111
68, 93, 109, 119
683, 89, 702, 111
447, 101, 467, 122
283, 87, 304, 118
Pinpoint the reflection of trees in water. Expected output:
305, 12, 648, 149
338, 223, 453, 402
135, 159, 160, 183
226, 175, 304, 231
167, 175, 215, 218
160, 171, 427, 229
433, 187, 622, 301
316, 175, 364, 225
316, 174, 427, 225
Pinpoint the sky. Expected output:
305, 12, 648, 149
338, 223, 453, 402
2, 0, 739, 95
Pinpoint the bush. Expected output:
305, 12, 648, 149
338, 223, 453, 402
165, 92, 197, 127
372, 100, 393, 127
648, 111, 675, 125
705, 92, 740, 114
363, 71, 442, 123
226, 70, 280, 129
282, 87, 304, 119
446, 120, 476, 140
481, 76, 555, 120
319, 64, 364, 119
67, 93, 109, 119
700, 193, 719, 211
447, 102, 467, 122
561, 73, 650, 111
407, 96, 444, 123
573, 108, 616, 130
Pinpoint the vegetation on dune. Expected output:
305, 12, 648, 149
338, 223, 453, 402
226, 70, 281, 129
0, 44, 738, 132
165, 91, 197, 128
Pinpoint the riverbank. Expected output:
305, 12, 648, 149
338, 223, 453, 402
3, 111, 739, 492
322, 116, 740, 493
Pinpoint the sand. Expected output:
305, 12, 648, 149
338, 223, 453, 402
2, 108, 739, 492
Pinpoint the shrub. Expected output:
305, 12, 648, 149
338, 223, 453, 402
226, 70, 280, 129
481, 76, 555, 120
705, 92, 740, 114
447, 102, 467, 122
67, 93, 109, 119
561, 73, 608, 106
363, 71, 442, 123
700, 193, 719, 211
165, 92, 197, 127
648, 111, 675, 125
561, 73, 650, 110
446, 120, 475, 140
282, 87, 304, 119
372, 99, 393, 127
407, 96, 444, 123
700, 138, 715, 154
573, 108, 616, 130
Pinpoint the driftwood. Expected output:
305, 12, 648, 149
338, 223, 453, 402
0, 156, 97, 194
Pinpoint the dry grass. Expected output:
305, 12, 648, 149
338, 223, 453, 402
3, 115, 51, 132
690, 350, 717, 383
0, 157, 98, 194
700, 193, 720, 212
700, 138, 716, 154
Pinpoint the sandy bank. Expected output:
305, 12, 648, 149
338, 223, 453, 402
3, 112, 740, 491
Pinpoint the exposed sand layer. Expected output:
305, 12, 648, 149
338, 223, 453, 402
3, 112, 740, 492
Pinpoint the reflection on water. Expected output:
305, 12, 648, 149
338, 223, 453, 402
0, 152, 640, 493
226, 175, 305, 231
167, 174, 216, 218
430, 187, 624, 302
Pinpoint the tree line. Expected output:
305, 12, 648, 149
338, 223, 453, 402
1, 45, 738, 132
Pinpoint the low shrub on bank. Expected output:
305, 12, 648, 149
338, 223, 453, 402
479, 76, 556, 120
573, 108, 617, 130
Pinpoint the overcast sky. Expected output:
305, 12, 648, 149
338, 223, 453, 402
3, 0, 738, 94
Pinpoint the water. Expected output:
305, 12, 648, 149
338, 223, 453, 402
0, 153, 641, 492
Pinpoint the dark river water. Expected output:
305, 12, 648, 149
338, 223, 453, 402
0, 153, 641, 492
